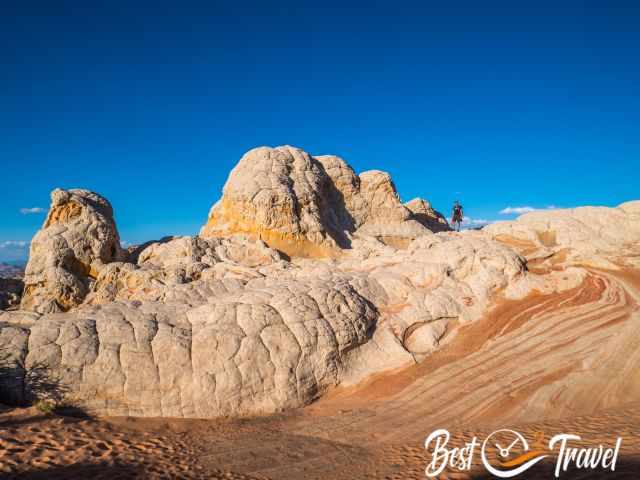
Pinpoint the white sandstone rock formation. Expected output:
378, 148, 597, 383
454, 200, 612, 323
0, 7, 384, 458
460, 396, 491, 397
0, 229, 527, 415
486, 201, 640, 269
86, 235, 285, 305
404, 197, 450, 233
20, 189, 126, 313
200, 146, 447, 258
1, 146, 639, 419
200, 146, 341, 258
0, 277, 377, 416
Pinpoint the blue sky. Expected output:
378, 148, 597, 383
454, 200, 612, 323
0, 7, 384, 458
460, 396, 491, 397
1, 1, 639, 261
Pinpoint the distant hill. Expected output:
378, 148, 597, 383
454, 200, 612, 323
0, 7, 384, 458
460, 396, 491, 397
0, 262, 24, 279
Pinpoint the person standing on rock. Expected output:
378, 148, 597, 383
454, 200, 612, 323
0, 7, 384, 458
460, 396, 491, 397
451, 201, 463, 231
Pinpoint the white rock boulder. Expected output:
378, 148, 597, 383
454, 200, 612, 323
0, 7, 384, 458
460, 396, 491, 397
21, 189, 125, 313
200, 146, 443, 258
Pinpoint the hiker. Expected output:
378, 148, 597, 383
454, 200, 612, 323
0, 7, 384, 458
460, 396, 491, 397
451, 201, 463, 231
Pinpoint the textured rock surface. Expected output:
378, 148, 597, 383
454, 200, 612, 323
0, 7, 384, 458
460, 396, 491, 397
486, 201, 640, 269
20, 189, 126, 313
200, 146, 444, 257
86, 235, 285, 306
404, 197, 450, 232
2, 147, 639, 419
200, 146, 341, 258
0, 229, 528, 416
3, 279, 375, 416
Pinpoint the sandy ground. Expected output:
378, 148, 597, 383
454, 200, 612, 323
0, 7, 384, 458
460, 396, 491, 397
2, 401, 639, 479
1, 268, 639, 479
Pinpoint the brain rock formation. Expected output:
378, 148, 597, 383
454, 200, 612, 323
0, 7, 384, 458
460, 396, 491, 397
1, 145, 639, 420
200, 146, 438, 257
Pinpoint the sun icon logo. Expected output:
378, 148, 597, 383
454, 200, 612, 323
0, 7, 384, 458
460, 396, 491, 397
481, 429, 548, 478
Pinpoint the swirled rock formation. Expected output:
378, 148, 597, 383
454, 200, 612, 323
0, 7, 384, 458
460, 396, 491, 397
1, 146, 639, 423
0, 229, 530, 415
486, 201, 640, 269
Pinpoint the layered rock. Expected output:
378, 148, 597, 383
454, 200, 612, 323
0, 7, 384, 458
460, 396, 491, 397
1, 146, 639, 420
0, 229, 528, 416
21, 189, 126, 313
200, 146, 446, 257
200, 146, 341, 258
0, 175, 528, 416
486, 201, 640, 269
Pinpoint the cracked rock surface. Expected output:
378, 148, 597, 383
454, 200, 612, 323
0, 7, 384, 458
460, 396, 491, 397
2, 146, 639, 418
200, 146, 447, 257
20, 189, 126, 314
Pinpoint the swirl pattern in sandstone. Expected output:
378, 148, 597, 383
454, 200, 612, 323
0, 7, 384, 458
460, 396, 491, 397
1, 146, 639, 422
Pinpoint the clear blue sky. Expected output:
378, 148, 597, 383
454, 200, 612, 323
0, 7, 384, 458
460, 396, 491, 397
1, 1, 639, 261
